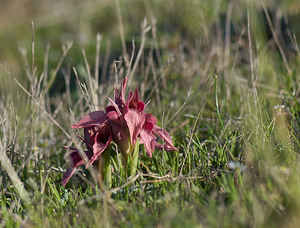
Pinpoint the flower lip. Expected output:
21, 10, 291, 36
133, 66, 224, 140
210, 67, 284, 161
71, 111, 107, 128
89, 131, 112, 164
106, 110, 121, 124
61, 147, 94, 186
139, 129, 156, 157
124, 109, 145, 145
153, 126, 178, 151
105, 105, 116, 114
143, 113, 157, 131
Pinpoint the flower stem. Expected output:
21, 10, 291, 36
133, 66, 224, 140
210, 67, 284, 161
96, 146, 112, 189
130, 138, 139, 177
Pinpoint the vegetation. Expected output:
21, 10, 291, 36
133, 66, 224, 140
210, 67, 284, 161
1, 0, 300, 227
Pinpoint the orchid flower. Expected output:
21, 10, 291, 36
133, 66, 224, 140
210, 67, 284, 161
62, 77, 177, 186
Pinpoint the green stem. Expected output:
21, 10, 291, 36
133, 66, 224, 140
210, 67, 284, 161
130, 138, 139, 177
97, 146, 112, 189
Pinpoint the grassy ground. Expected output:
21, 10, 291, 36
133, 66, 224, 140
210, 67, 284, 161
1, 0, 300, 227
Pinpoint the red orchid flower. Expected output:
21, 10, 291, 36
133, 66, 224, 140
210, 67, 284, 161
62, 77, 177, 186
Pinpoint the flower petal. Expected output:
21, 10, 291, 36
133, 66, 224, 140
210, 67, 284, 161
89, 130, 112, 164
121, 77, 127, 103
153, 126, 177, 150
64, 146, 93, 167
72, 111, 107, 128
124, 110, 145, 145
62, 167, 77, 186
106, 110, 121, 125
139, 129, 156, 157
115, 77, 128, 106
105, 105, 116, 113
137, 101, 145, 112
153, 141, 177, 151
108, 97, 123, 119
143, 113, 157, 131
126, 91, 133, 108
83, 128, 94, 152
62, 147, 93, 186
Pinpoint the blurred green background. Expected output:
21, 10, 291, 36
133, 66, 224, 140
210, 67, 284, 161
1, 0, 300, 96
